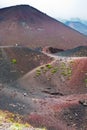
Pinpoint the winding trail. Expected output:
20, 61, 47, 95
42, 51, 87, 60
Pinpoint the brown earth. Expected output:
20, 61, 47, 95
0, 5, 87, 130
0, 5, 87, 49
0, 46, 87, 130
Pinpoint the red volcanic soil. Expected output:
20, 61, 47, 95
0, 46, 87, 129
0, 4, 87, 130
0, 5, 87, 49
16, 57, 87, 129
18, 57, 87, 96
0, 86, 87, 130
67, 58, 87, 91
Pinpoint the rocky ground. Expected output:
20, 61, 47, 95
0, 46, 87, 130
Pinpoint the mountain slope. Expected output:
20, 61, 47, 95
65, 21, 87, 35
0, 5, 87, 49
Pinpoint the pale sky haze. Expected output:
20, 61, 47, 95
0, 0, 87, 20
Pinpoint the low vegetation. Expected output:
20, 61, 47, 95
51, 67, 58, 74
36, 69, 41, 76
35, 60, 73, 80
36, 61, 74, 80
0, 110, 47, 130
84, 78, 87, 87
11, 58, 17, 64
60, 62, 72, 79
46, 64, 53, 69
35, 63, 58, 77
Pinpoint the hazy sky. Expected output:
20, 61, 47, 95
0, 0, 87, 20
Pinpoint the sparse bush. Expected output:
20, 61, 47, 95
11, 58, 17, 64
46, 64, 52, 69
67, 68, 72, 75
36, 69, 41, 76
51, 67, 58, 74
0, 110, 46, 130
61, 71, 67, 76
60, 61, 72, 78
60, 62, 66, 69
69, 60, 74, 65
40, 66, 44, 70
43, 68, 48, 73
84, 78, 87, 83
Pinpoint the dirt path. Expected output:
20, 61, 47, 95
43, 51, 87, 60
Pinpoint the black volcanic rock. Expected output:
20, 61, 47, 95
42, 46, 64, 53
48, 47, 64, 53
55, 46, 87, 57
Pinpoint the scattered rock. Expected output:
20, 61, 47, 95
9, 103, 17, 107
60, 76, 65, 82
23, 93, 27, 97
79, 100, 87, 106
0, 83, 3, 90
42, 46, 64, 54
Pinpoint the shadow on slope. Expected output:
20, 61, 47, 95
55, 46, 87, 57
0, 46, 53, 83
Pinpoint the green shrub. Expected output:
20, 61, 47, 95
60, 62, 66, 69
61, 71, 67, 76
51, 67, 58, 74
36, 69, 41, 76
40, 66, 44, 70
43, 68, 48, 73
84, 78, 87, 83
85, 78, 87, 87
67, 68, 72, 75
69, 60, 74, 65
46, 64, 52, 69
11, 58, 17, 64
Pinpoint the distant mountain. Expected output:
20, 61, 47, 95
0, 5, 87, 49
58, 18, 87, 36
65, 21, 87, 36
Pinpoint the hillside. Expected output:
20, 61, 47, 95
0, 46, 87, 130
0, 4, 87, 130
0, 5, 87, 49
0, 46, 53, 83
